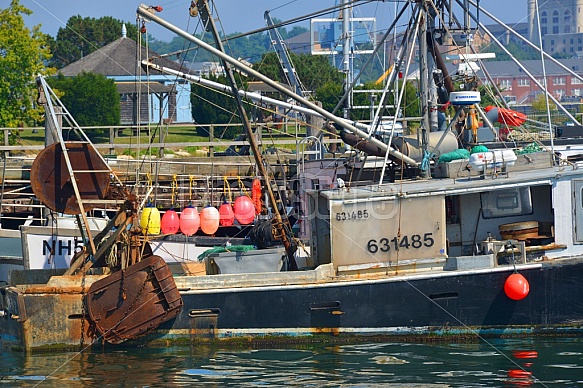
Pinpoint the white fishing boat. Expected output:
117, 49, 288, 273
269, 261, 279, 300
2, 0, 583, 351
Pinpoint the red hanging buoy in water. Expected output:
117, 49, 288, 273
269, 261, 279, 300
200, 205, 220, 235
161, 208, 180, 235
504, 273, 530, 300
179, 205, 200, 236
219, 201, 234, 226
233, 195, 255, 225
252, 178, 262, 215
507, 369, 532, 379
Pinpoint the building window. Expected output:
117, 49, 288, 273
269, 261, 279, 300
551, 39, 555, 45
541, 11, 547, 24
566, 26, 571, 33
572, 77, 583, 85
500, 79, 512, 89
518, 78, 530, 87
571, 39, 574, 44
573, 89, 583, 96
553, 26, 559, 34
565, 11, 570, 22
542, 27, 548, 35
554, 77, 566, 85
553, 11, 559, 23
571, 47, 575, 52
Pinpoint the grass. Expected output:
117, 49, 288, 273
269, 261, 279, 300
11, 123, 311, 157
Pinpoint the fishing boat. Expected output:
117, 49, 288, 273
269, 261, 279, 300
2, 0, 583, 351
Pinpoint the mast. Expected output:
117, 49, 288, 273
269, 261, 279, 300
264, 11, 305, 97
342, 0, 352, 120
418, 3, 431, 178
136, 4, 418, 168
191, 0, 297, 265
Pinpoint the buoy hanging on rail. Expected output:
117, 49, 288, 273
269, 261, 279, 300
161, 208, 180, 235
504, 273, 530, 300
219, 201, 234, 226
252, 178, 262, 215
140, 202, 161, 235
234, 195, 255, 225
200, 205, 220, 235
179, 205, 200, 236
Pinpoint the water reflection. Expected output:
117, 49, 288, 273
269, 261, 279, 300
0, 338, 582, 387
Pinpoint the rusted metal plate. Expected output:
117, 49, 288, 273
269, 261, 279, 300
30, 142, 110, 214
86, 255, 183, 344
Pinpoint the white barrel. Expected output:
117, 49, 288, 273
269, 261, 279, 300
468, 150, 517, 171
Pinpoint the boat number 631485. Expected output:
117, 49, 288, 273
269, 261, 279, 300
335, 210, 369, 221
366, 233, 434, 253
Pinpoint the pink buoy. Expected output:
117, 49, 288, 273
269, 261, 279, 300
504, 273, 530, 300
218, 202, 235, 226
200, 205, 220, 235
160, 208, 180, 235
233, 195, 255, 225
179, 205, 200, 236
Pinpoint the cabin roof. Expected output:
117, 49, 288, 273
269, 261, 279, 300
57, 37, 185, 77
320, 160, 580, 200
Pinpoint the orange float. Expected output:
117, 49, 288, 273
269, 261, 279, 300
219, 201, 235, 226
200, 206, 220, 235
252, 178, 262, 214
504, 273, 530, 301
160, 208, 180, 235
233, 195, 255, 225
179, 205, 200, 236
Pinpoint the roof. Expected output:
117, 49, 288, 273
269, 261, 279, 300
115, 82, 174, 94
58, 37, 186, 77
478, 58, 583, 78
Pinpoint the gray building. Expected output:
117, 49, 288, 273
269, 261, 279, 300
58, 27, 192, 125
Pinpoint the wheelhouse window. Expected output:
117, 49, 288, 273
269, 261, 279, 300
481, 187, 533, 219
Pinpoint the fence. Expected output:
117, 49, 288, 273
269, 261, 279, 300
0, 122, 342, 157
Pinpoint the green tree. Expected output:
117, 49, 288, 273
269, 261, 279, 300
48, 72, 120, 128
0, 0, 53, 129
190, 74, 242, 139
49, 16, 139, 69
479, 42, 538, 61
531, 93, 557, 112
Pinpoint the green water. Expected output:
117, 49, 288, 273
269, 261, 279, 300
1, 337, 582, 387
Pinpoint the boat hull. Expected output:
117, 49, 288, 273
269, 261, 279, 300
2, 257, 582, 350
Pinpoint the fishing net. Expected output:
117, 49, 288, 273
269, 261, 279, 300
470, 145, 489, 154
515, 142, 542, 155
437, 148, 470, 163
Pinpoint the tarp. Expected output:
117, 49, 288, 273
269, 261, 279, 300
485, 106, 527, 127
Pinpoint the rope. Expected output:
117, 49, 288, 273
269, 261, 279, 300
223, 176, 232, 203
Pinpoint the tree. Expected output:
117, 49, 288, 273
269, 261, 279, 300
48, 72, 120, 128
531, 93, 557, 112
0, 0, 52, 129
49, 16, 139, 69
190, 74, 242, 139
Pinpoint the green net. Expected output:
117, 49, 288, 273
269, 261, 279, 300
438, 148, 470, 163
515, 142, 542, 155
197, 245, 256, 262
470, 145, 489, 154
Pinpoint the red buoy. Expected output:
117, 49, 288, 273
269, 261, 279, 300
504, 273, 530, 300
507, 369, 532, 379
160, 208, 180, 235
219, 202, 235, 226
179, 205, 200, 236
233, 195, 255, 225
252, 178, 262, 215
512, 350, 538, 359
200, 206, 220, 235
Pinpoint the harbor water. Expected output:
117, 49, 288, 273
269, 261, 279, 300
1, 337, 582, 387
